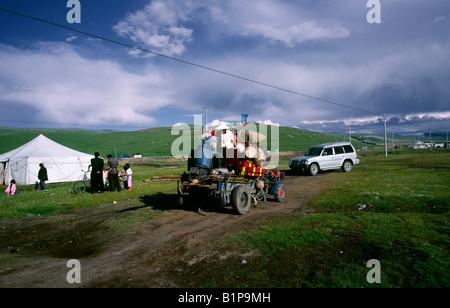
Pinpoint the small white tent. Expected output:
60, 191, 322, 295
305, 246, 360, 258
0, 134, 93, 185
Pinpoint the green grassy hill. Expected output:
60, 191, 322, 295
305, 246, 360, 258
0, 125, 372, 157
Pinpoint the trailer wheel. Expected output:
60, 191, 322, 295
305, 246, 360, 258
274, 183, 286, 202
231, 185, 251, 215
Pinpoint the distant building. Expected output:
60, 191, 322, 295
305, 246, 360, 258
413, 141, 427, 149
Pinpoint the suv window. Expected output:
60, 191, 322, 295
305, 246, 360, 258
334, 146, 344, 154
323, 147, 333, 156
305, 147, 323, 156
343, 145, 354, 153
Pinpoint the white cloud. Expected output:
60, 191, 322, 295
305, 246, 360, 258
113, 0, 195, 56
256, 119, 280, 126
65, 35, 78, 43
0, 43, 174, 127
242, 21, 349, 47
209, 119, 221, 127
216, 0, 350, 47
112, 0, 351, 57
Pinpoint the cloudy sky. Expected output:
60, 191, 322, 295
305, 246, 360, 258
0, 0, 449, 135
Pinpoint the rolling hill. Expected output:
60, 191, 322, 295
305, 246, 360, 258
0, 125, 372, 157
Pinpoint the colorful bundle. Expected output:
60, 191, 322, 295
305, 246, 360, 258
239, 160, 266, 177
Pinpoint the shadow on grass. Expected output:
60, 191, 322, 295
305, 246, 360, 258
119, 192, 238, 215
113, 193, 181, 214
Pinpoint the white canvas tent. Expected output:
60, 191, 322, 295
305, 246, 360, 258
0, 134, 93, 185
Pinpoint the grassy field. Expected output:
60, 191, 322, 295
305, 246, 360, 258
0, 160, 186, 219
0, 125, 448, 287
225, 149, 449, 287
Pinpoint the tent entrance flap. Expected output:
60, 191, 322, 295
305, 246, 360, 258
0, 162, 6, 185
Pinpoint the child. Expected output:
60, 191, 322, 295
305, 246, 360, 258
123, 163, 133, 191
5, 180, 18, 195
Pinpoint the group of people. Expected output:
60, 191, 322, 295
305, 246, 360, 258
90, 152, 133, 193
202, 122, 268, 172
4, 153, 133, 195
4, 162, 48, 195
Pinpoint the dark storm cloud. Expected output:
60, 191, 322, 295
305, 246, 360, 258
0, 0, 449, 132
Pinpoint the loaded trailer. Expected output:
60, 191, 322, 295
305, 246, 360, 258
151, 170, 286, 215
150, 145, 286, 215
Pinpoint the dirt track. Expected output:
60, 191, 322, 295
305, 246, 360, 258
0, 174, 328, 288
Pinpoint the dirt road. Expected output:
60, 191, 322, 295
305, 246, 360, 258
0, 174, 328, 288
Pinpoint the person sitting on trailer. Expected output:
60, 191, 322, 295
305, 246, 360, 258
216, 122, 236, 170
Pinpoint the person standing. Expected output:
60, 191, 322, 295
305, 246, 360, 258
122, 163, 133, 191
90, 152, 104, 193
232, 129, 238, 148
217, 122, 235, 170
37, 163, 49, 191
107, 154, 121, 192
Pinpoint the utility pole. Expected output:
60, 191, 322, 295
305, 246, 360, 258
392, 132, 394, 152
349, 124, 352, 144
447, 132, 449, 150
383, 114, 388, 158
429, 128, 432, 152
202, 106, 211, 132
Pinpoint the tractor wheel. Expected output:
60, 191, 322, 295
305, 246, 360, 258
274, 184, 286, 202
231, 185, 251, 215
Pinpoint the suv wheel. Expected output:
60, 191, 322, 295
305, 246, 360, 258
309, 163, 319, 176
342, 160, 353, 172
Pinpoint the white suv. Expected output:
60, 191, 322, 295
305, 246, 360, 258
289, 142, 360, 176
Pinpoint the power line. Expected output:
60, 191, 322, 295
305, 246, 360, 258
0, 7, 382, 117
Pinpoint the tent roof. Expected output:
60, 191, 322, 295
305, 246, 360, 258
0, 134, 91, 161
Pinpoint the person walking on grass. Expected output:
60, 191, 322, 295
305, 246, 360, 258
107, 154, 121, 192
37, 163, 49, 191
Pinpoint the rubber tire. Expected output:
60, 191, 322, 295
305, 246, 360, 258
73, 181, 86, 194
342, 160, 353, 173
309, 163, 319, 176
274, 183, 286, 202
231, 185, 251, 215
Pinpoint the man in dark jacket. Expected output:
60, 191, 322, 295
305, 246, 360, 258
37, 163, 49, 191
90, 152, 104, 193
107, 154, 121, 192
